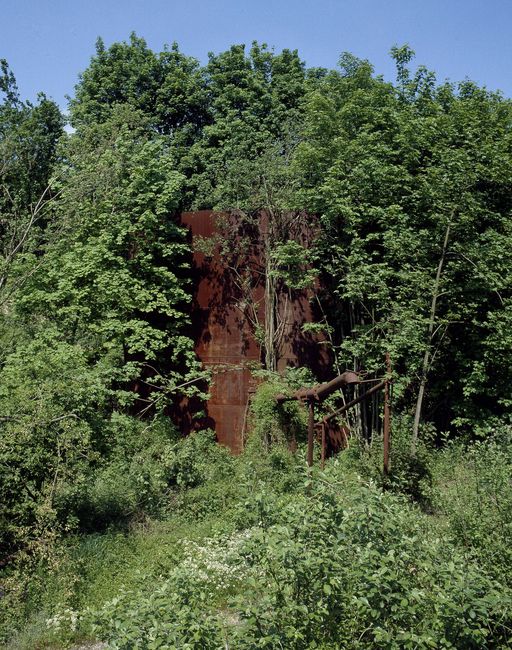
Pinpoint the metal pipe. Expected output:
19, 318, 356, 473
321, 380, 387, 424
308, 371, 360, 400
320, 422, 326, 469
275, 370, 360, 404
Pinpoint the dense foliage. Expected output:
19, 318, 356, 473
3, 430, 512, 649
1, 34, 512, 649
0, 59, 62, 306
295, 47, 512, 435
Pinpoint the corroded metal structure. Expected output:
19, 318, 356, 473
277, 354, 392, 472
179, 210, 330, 453
178, 210, 330, 453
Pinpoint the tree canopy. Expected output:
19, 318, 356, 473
1, 35, 512, 560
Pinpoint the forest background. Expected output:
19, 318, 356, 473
1, 33, 512, 649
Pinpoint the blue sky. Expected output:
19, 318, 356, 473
2, 0, 512, 111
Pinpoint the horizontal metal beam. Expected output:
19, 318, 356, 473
320, 380, 387, 423
275, 370, 360, 404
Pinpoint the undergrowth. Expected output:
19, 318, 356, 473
2, 385, 512, 649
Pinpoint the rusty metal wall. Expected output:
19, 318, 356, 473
178, 210, 330, 453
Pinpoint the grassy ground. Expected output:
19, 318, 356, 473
3, 428, 512, 649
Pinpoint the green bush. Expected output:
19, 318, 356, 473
86, 583, 224, 650
249, 375, 308, 449
0, 332, 107, 553
0, 332, 230, 549
431, 430, 512, 588
225, 478, 510, 649
59, 426, 233, 532
0, 425, 235, 645
6, 395, 512, 650
69, 476, 511, 650
342, 415, 434, 507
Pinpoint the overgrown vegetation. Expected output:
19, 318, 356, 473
2, 426, 512, 649
1, 34, 512, 648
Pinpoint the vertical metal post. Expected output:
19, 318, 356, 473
320, 423, 326, 469
307, 398, 315, 467
383, 352, 391, 476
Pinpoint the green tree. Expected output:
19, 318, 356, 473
0, 60, 63, 305
296, 49, 512, 437
69, 33, 209, 145
188, 42, 305, 208
20, 107, 205, 410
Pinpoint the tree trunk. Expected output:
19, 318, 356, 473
411, 220, 451, 453
264, 257, 278, 371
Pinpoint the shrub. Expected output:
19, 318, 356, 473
343, 414, 434, 507
64, 474, 512, 650
0, 333, 107, 553
431, 430, 512, 588
249, 374, 308, 449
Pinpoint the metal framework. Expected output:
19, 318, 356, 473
276, 354, 392, 472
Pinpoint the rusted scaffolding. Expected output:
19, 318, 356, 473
276, 354, 392, 473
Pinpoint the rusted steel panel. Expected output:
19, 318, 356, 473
181, 210, 262, 364
178, 210, 331, 453
179, 211, 260, 452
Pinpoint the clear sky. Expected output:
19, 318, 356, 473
2, 0, 512, 112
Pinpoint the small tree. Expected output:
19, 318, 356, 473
0, 60, 63, 305
19, 107, 206, 412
